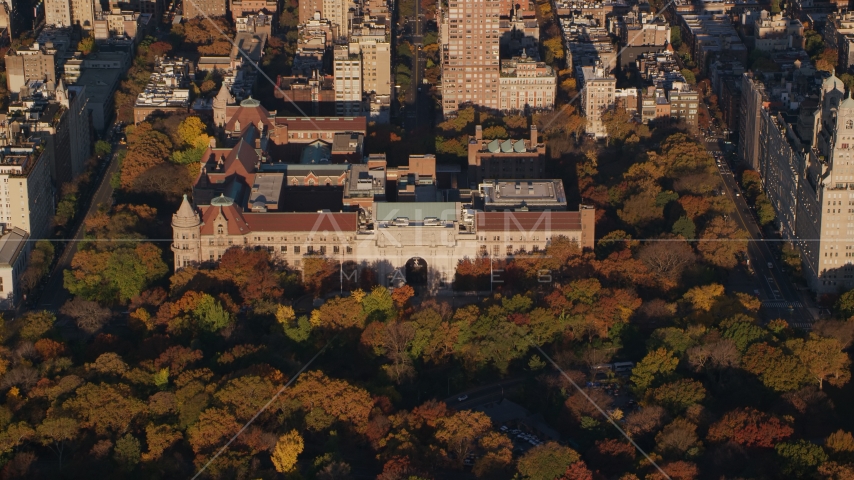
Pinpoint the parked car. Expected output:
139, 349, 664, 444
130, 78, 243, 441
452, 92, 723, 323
457, 394, 468, 402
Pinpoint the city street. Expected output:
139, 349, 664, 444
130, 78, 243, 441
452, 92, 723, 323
401, 0, 433, 131
444, 378, 525, 410
702, 133, 814, 328
38, 129, 123, 312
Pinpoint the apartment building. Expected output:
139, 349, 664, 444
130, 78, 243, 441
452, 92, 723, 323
349, 25, 391, 96
580, 63, 616, 138
4, 27, 76, 95
498, 53, 556, 112
230, 0, 276, 22
0, 134, 55, 241
799, 74, 854, 294
44, 0, 94, 29
668, 86, 699, 130
333, 45, 362, 116
5, 52, 56, 96
93, 8, 150, 41
0, 227, 31, 308
741, 10, 804, 52
826, 12, 854, 72
236, 12, 273, 35
183, 0, 226, 19
321, 0, 354, 40
299, 0, 323, 23
678, 14, 748, 73
440, 0, 510, 115
133, 57, 192, 123
6, 80, 91, 189
736, 70, 854, 295
71, 51, 127, 132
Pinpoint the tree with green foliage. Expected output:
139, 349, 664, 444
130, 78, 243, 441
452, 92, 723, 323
64, 243, 168, 304
776, 440, 828, 476
787, 334, 851, 390
94, 140, 112, 158
742, 343, 809, 392
516, 442, 581, 479
77, 35, 96, 54
836, 289, 854, 318
805, 30, 825, 57
672, 216, 697, 239
362, 286, 396, 322
631, 348, 679, 394
114, 434, 141, 471
680, 69, 696, 85
670, 26, 682, 48
649, 379, 706, 414
193, 294, 233, 332
19, 311, 56, 341
755, 194, 776, 226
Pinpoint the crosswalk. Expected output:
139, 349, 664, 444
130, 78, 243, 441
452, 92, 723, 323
704, 138, 719, 143
789, 322, 813, 330
761, 301, 804, 309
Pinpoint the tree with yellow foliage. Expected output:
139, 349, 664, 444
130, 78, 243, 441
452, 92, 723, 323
276, 305, 296, 325
271, 430, 304, 473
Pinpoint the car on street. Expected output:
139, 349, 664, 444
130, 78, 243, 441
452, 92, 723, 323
768, 262, 773, 269
457, 394, 468, 402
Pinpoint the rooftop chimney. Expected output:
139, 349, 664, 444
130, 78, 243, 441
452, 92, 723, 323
475, 125, 483, 141
530, 125, 538, 145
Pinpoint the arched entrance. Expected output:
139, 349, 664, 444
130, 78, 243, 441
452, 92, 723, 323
405, 257, 428, 294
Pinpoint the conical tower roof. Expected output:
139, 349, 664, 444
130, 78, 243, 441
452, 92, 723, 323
173, 194, 200, 228
213, 84, 234, 108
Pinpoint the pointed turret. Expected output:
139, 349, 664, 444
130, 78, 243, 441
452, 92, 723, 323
56, 78, 68, 107
841, 90, 854, 110
171, 194, 202, 271
172, 194, 200, 228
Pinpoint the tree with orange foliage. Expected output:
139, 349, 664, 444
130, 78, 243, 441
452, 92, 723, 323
378, 456, 423, 480
120, 123, 173, 189
678, 195, 711, 220
473, 431, 513, 477
214, 248, 284, 303
391, 284, 415, 308
434, 410, 494, 467
647, 461, 700, 480
454, 257, 491, 291
697, 216, 748, 269
586, 438, 635, 476
706, 408, 793, 447
33, 339, 66, 360
560, 461, 594, 480
281, 371, 375, 433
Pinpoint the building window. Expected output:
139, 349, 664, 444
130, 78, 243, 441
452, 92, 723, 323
333, 246, 340, 254
847, 120, 853, 130
281, 246, 287, 252
294, 246, 301, 254
346, 246, 352, 254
